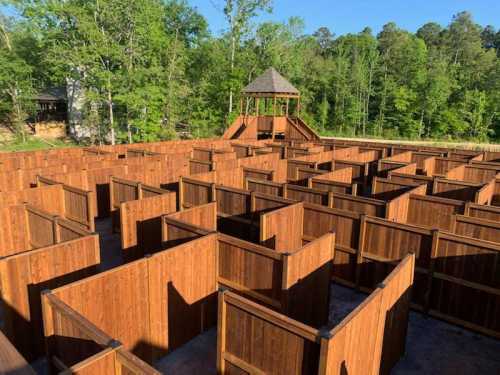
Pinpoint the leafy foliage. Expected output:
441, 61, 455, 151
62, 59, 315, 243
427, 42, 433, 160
0, 3, 499, 143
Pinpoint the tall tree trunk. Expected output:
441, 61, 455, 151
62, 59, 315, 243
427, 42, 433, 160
166, 28, 180, 130
126, 4, 133, 144
365, 61, 374, 137
378, 65, 388, 136
107, 78, 115, 145
1, 22, 25, 142
228, 34, 236, 114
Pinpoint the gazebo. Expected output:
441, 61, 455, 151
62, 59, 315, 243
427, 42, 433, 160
224, 68, 318, 140
240, 67, 301, 117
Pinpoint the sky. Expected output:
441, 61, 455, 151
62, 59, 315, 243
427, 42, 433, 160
189, 0, 500, 36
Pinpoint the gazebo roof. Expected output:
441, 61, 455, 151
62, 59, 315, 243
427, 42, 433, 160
242, 68, 299, 96
36, 87, 67, 102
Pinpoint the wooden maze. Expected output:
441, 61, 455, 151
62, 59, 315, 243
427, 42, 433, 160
1, 135, 500, 374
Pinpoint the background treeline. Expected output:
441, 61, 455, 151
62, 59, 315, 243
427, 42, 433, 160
0, 0, 499, 144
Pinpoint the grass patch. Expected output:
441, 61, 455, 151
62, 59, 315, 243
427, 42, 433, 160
0, 137, 77, 152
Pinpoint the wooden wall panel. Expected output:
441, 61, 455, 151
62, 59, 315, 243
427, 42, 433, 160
376, 254, 414, 375
331, 193, 386, 217
148, 235, 217, 360
0, 331, 35, 375
216, 186, 251, 217
283, 233, 334, 327
218, 291, 321, 375
475, 179, 495, 205
311, 179, 356, 195
444, 165, 466, 180
167, 202, 217, 231
246, 178, 282, 197
313, 167, 353, 184
463, 165, 498, 184
162, 217, 210, 249
120, 192, 177, 258
63, 186, 95, 232
303, 204, 360, 285
433, 158, 465, 175
361, 217, 432, 268
0, 235, 99, 360
285, 185, 329, 206
216, 167, 244, 189
454, 215, 500, 243
492, 179, 500, 206
65, 348, 117, 375
260, 203, 303, 252
388, 173, 434, 194
0, 205, 31, 257
27, 206, 56, 248
432, 179, 481, 201
407, 195, 464, 231
385, 193, 410, 223
431, 233, 500, 335
217, 234, 283, 309
252, 193, 292, 216
321, 254, 414, 375
371, 177, 423, 201
38, 176, 95, 231
52, 260, 152, 361
321, 290, 384, 375
189, 159, 212, 174
0, 185, 65, 215
242, 167, 273, 182
466, 202, 500, 222
180, 177, 214, 208
42, 292, 113, 369
0, 169, 24, 192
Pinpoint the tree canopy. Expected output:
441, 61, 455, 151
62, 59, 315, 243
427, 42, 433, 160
0, 2, 499, 143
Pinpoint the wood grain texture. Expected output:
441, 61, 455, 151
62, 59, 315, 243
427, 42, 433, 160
260, 203, 303, 252
407, 194, 464, 231
0, 330, 36, 375
147, 234, 217, 359
0, 234, 99, 360
167, 202, 217, 231
120, 192, 176, 257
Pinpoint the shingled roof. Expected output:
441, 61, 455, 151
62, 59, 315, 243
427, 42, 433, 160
36, 87, 67, 102
242, 68, 299, 95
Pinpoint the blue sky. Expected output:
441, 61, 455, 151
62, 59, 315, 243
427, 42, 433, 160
1, 1, 499, 36
189, 0, 500, 35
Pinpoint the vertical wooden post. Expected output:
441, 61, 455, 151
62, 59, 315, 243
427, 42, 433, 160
137, 182, 143, 200
424, 229, 439, 315
178, 176, 184, 211
216, 291, 227, 374
53, 217, 61, 244
109, 176, 115, 214
255, 97, 260, 116
272, 96, 277, 140
41, 291, 54, 375
286, 98, 289, 117
355, 214, 368, 291
211, 183, 217, 203
87, 191, 95, 232
463, 201, 470, 216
